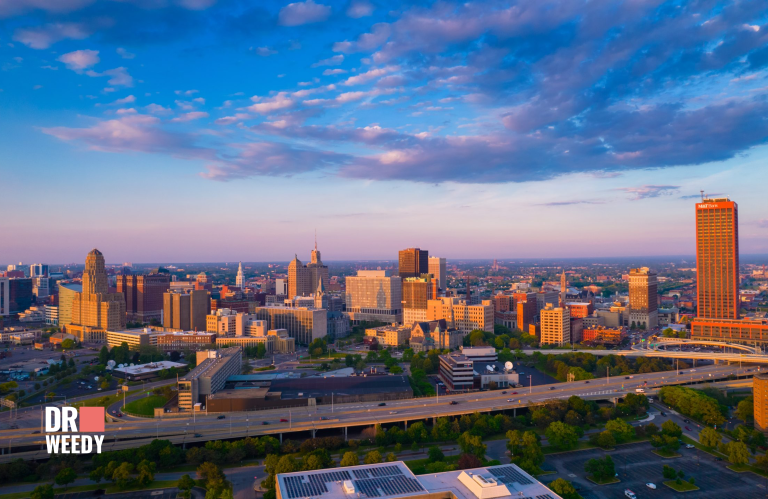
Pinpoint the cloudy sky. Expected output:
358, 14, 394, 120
1, 0, 767, 263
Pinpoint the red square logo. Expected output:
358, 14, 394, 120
79, 407, 104, 433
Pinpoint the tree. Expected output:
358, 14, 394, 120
661, 420, 682, 438
386, 452, 397, 462
596, 430, 616, 449
662, 464, 677, 479
340, 452, 359, 467
584, 456, 615, 482
428, 446, 445, 463
178, 474, 195, 499
545, 422, 579, 450
699, 427, 721, 448
136, 459, 155, 486
645, 423, 659, 437
30, 484, 54, 499
458, 432, 487, 459
548, 478, 582, 499
506, 430, 544, 475
364, 450, 383, 464
390, 365, 403, 374
89, 467, 104, 483
112, 462, 135, 489
55, 467, 77, 491
727, 441, 750, 465
605, 419, 635, 443
735, 396, 754, 422
457, 453, 483, 470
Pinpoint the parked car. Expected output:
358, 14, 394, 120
280, 418, 288, 422
646, 482, 656, 489
685, 444, 695, 449
624, 489, 636, 499
685, 426, 692, 431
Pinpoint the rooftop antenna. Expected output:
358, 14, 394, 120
700, 190, 705, 201
314, 228, 317, 251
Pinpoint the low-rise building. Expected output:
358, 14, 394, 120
10, 332, 36, 345
156, 331, 216, 352
410, 320, 463, 351
177, 347, 242, 412
106, 327, 160, 349
113, 360, 187, 381
49, 332, 76, 346
582, 326, 626, 345
459, 346, 497, 362
215, 329, 295, 354
438, 353, 474, 391
365, 324, 411, 347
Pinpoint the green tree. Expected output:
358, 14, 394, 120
99, 345, 110, 364
89, 467, 104, 484
364, 450, 383, 464
385, 452, 397, 462
506, 430, 544, 475
662, 464, 676, 479
55, 467, 77, 491
605, 419, 635, 443
428, 446, 445, 463
727, 441, 750, 465
458, 432, 487, 459
136, 459, 155, 486
61, 339, 76, 350
112, 462, 135, 489
545, 422, 579, 450
735, 396, 754, 422
699, 427, 721, 448
548, 478, 583, 499
30, 484, 54, 499
661, 420, 682, 438
340, 452, 359, 467
596, 430, 616, 449
178, 474, 196, 499
584, 456, 615, 482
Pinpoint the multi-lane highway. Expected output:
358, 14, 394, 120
0, 363, 757, 463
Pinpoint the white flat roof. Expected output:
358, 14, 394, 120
113, 361, 186, 374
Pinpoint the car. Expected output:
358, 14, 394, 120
112, 410, 117, 414
501, 391, 507, 394
449, 401, 458, 405
378, 402, 386, 406
715, 457, 723, 461
624, 489, 637, 499
319, 416, 329, 420
32, 430, 40, 434
685, 444, 695, 449
194, 433, 202, 437
97, 388, 102, 391
116, 413, 123, 417
217, 415, 226, 420
685, 426, 692, 431
691, 369, 696, 372
625, 376, 630, 380
261, 421, 269, 425
507, 399, 513, 402
683, 419, 690, 423
584, 380, 590, 383
549, 387, 555, 390
646, 483, 657, 489
511, 391, 518, 394
10, 424, 18, 429
280, 418, 288, 422
390, 411, 397, 414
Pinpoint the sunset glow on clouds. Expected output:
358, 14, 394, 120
1, 0, 767, 262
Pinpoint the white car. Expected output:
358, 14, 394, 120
625, 489, 637, 499
646, 483, 657, 489
685, 444, 695, 449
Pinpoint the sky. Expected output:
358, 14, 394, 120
1, 0, 767, 264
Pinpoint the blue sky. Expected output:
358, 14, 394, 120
1, 0, 767, 263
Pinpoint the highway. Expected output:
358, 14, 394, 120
0, 363, 757, 463
525, 345, 768, 363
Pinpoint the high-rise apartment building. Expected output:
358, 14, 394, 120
57, 282, 81, 327
345, 270, 402, 323
71, 249, 126, 332
428, 257, 447, 290
628, 267, 658, 329
691, 197, 768, 344
235, 262, 245, 289
398, 248, 429, 279
117, 269, 171, 323
540, 304, 570, 345
249, 305, 326, 345
163, 289, 211, 331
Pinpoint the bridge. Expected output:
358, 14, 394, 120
650, 337, 763, 354
0, 363, 758, 463
527, 345, 768, 364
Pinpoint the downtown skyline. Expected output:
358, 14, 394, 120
2, 0, 768, 262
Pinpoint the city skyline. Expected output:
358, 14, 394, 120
2, 1, 768, 262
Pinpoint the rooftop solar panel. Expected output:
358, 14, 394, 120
488, 465, 533, 485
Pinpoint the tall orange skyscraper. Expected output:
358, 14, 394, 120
696, 197, 739, 320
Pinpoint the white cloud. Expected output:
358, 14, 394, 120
112, 95, 136, 105
255, 46, 277, 56
14, 22, 89, 49
346, 0, 373, 18
104, 67, 133, 87
311, 54, 344, 67
215, 113, 251, 125
342, 65, 397, 86
278, 0, 331, 26
145, 104, 172, 114
248, 92, 294, 113
58, 49, 99, 71
323, 69, 348, 75
116, 47, 135, 59
171, 111, 209, 122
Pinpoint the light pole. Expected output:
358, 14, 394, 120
246, 418, 249, 435
606, 366, 609, 386
528, 375, 532, 394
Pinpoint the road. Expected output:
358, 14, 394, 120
0, 363, 756, 463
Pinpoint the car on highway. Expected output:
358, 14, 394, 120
507, 399, 513, 402
261, 421, 269, 425
32, 430, 40, 434
217, 415, 226, 420
194, 433, 202, 437
584, 380, 590, 383
646, 483, 656, 489
685, 426, 692, 431
319, 416, 329, 420
683, 419, 690, 423
549, 387, 555, 390
390, 411, 397, 414
280, 418, 288, 422
378, 402, 386, 406
449, 401, 458, 405
511, 391, 517, 394
501, 391, 507, 394
112, 410, 117, 414
116, 413, 123, 417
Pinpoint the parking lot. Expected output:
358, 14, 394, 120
543, 441, 766, 499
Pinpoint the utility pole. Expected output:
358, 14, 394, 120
607, 366, 609, 386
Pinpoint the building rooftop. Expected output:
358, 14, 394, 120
271, 374, 412, 399
276, 461, 560, 499
113, 361, 187, 375
182, 346, 240, 381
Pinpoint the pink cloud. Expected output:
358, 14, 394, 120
171, 111, 209, 122
13, 22, 89, 49
278, 0, 331, 27
58, 49, 99, 70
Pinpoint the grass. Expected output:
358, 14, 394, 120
727, 464, 768, 477
123, 394, 170, 416
586, 475, 620, 485
652, 449, 682, 458
663, 480, 700, 492
71, 387, 145, 409
0, 479, 179, 499
403, 455, 459, 475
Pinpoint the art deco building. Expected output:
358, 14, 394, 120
117, 268, 170, 323
628, 267, 658, 329
70, 249, 126, 336
398, 248, 429, 279
288, 243, 329, 299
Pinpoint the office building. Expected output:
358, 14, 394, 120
32, 277, 50, 299
428, 256, 447, 290
565, 302, 594, 319
235, 262, 245, 289
754, 373, 768, 432
345, 270, 402, 323
460, 346, 497, 362
275, 461, 560, 499
288, 243, 329, 298
582, 326, 626, 345
57, 282, 81, 328
250, 305, 326, 345
71, 249, 126, 331
106, 327, 161, 349
0, 277, 8, 316
399, 248, 429, 278
691, 197, 768, 344
365, 324, 411, 347
30, 264, 49, 278
113, 360, 187, 381
206, 308, 238, 335
163, 289, 210, 331
177, 347, 242, 411
9, 278, 34, 314
427, 297, 493, 333
537, 290, 560, 313
628, 267, 658, 329
117, 269, 170, 323
45, 305, 58, 326
515, 292, 538, 332
402, 276, 435, 325
156, 331, 216, 352
216, 328, 295, 354
438, 353, 474, 391
540, 304, 570, 345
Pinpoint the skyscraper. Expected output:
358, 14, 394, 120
540, 304, 570, 346
428, 257, 447, 290
402, 275, 435, 325
696, 198, 739, 319
399, 248, 428, 279
628, 267, 658, 329
117, 268, 171, 323
287, 243, 329, 298
71, 249, 126, 332
30, 264, 49, 278
236, 262, 245, 289
691, 197, 768, 345
163, 289, 211, 331
345, 270, 402, 323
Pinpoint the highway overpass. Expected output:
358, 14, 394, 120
525, 346, 768, 364
0, 363, 757, 463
